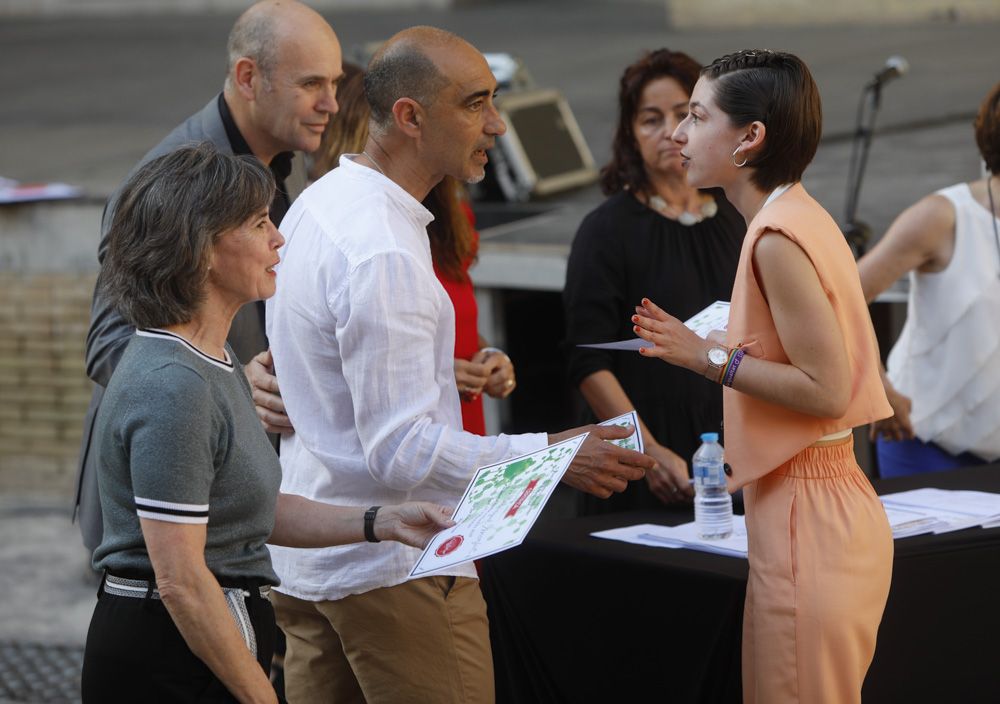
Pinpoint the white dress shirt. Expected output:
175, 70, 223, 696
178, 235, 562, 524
266, 155, 547, 600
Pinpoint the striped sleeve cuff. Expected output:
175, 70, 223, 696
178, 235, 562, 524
134, 496, 209, 524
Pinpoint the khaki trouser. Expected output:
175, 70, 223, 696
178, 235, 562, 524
271, 576, 494, 704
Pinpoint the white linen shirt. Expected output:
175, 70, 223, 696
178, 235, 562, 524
266, 155, 547, 601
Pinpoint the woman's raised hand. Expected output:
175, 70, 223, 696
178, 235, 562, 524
632, 297, 710, 374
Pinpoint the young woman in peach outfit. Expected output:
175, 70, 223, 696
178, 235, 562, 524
632, 50, 894, 703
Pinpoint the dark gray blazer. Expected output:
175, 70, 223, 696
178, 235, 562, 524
74, 97, 277, 551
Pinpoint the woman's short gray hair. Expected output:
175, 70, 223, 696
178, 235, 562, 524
100, 143, 274, 329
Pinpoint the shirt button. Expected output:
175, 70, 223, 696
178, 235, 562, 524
723, 463, 733, 477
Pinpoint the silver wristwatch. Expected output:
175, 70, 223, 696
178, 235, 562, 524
706, 345, 729, 382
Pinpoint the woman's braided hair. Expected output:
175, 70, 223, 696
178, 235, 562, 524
702, 49, 822, 191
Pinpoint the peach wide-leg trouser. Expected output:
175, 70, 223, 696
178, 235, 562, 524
742, 437, 893, 704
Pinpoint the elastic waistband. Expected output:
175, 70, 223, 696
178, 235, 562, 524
102, 573, 271, 601
772, 436, 859, 478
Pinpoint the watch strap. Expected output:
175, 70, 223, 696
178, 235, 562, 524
364, 505, 381, 543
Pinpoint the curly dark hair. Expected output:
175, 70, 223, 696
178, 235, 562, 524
100, 143, 274, 329
975, 81, 1000, 175
600, 48, 701, 196
701, 49, 822, 192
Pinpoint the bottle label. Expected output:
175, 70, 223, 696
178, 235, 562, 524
693, 463, 723, 483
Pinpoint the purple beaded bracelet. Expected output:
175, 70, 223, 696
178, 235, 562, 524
722, 348, 745, 387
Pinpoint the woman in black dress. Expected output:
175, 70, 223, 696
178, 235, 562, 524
564, 49, 745, 512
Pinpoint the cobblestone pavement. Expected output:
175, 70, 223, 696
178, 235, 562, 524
0, 641, 82, 704
0, 498, 93, 704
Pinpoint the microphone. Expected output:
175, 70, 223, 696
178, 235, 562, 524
870, 55, 909, 87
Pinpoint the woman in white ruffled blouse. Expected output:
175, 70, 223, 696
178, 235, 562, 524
858, 80, 1000, 477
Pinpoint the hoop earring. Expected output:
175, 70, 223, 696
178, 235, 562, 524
732, 146, 748, 168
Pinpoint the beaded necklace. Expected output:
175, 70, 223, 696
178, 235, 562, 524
647, 192, 718, 226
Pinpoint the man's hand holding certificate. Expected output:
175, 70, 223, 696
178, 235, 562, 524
599, 410, 644, 453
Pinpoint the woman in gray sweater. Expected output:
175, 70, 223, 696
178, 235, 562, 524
81, 144, 453, 703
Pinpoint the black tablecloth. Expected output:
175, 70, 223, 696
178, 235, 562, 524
479, 463, 1000, 703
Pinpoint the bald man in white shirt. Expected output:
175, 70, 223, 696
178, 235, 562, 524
263, 27, 653, 703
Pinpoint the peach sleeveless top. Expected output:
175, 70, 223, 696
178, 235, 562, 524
723, 183, 891, 488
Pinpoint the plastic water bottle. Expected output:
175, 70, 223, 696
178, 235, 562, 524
693, 432, 733, 539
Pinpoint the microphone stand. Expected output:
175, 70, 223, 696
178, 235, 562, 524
842, 78, 885, 258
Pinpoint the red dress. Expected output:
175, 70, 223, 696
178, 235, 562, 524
434, 204, 485, 435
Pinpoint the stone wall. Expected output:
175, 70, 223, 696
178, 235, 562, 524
0, 200, 102, 497
0, 272, 95, 496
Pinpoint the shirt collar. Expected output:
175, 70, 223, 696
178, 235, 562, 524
338, 153, 434, 228
218, 93, 252, 157
217, 93, 293, 182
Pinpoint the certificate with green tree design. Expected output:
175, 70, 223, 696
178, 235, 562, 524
599, 410, 644, 453
409, 433, 589, 578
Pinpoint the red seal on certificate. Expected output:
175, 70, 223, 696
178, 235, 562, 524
435, 535, 464, 557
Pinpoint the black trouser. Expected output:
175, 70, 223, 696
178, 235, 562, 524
81, 575, 277, 702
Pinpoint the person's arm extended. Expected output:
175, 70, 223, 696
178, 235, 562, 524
579, 370, 692, 502
269, 495, 454, 548
340, 250, 545, 493
341, 251, 651, 498
86, 201, 135, 386
141, 519, 277, 704
856, 193, 956, 303
85, 275, 134, 386
547, 423, 652, 498
634, 232, 852, 418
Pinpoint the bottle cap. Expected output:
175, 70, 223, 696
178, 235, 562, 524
700, 432, 719, 442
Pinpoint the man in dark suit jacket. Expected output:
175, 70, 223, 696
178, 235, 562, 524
75, 0, 343, 552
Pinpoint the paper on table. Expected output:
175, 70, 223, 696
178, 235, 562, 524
592, 515, 749, 558
881, 505, 942, 538
880, 488, 1000, 533
599, 410, 644, 453
591, 489, 1000, 559
409, 433, 589, 578
589, 524, 685, 548
577, 300, 731, 350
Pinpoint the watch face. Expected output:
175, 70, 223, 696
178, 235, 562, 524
708, 347, 728, 365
